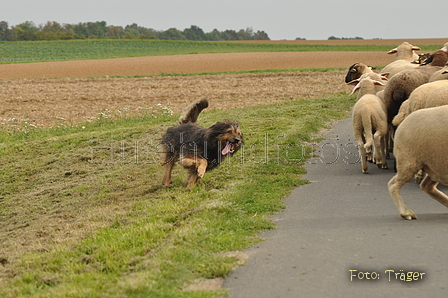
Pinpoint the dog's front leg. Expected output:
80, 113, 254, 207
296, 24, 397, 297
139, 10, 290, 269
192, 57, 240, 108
184, 158, 208, 189
196, 158, 208, 178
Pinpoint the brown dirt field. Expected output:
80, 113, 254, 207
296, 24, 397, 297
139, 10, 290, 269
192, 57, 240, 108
0, 51, 396, 80
0, 70, 352, 128
225, 38, 448, 46
1, 38, 446, 128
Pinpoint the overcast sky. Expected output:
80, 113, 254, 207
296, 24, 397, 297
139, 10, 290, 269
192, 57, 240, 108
2, 0, 447, 40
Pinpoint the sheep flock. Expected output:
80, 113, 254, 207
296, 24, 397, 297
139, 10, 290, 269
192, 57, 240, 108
345, 41, 448, 220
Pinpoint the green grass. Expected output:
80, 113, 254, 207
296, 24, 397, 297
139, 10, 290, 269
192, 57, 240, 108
0, 39, 443, 64
0, 91, 356, 297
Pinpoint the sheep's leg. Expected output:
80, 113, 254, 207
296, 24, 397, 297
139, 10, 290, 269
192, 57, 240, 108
358, 142, 369, 174
388, 174, 417, 220
380, 134, 388, 169
373, 133, 388, 169
420, 175, 448, 208
414, 170, 425, 184
386, 126, 394, 158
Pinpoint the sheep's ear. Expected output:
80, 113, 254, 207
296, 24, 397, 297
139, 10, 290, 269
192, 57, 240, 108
412, 46, 421, 51
349, 84, 361, 96
373, 80, 386, 87
380, 72, 390, 79
387, 48, 398, 54
379, 74, 388, 81
346, 78, 360, 86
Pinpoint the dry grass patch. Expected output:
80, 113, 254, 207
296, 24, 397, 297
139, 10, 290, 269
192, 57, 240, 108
0, 71, 351, 129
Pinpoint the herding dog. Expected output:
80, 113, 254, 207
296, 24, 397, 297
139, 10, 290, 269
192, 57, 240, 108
161, 98, 243, 189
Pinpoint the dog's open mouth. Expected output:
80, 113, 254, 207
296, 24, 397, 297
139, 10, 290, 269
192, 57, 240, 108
222, 141, 236, 155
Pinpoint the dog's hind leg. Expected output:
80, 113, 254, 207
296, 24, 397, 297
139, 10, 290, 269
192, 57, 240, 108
162, 160, 175, 188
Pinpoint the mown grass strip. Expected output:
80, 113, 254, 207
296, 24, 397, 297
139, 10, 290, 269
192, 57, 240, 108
1, 39, 443, 64
0, 91, 356, 297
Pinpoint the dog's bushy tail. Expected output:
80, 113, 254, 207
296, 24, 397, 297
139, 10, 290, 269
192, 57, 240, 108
178, 97, 209, 124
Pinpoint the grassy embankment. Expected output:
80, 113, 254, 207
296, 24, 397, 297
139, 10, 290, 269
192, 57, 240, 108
1, 94, 355, 297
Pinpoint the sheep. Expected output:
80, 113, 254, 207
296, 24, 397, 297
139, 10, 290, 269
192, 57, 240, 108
345, 62, 375, 83
408, 80, 448, 113
348, 77, 388, 173
380, 42, 421, 78
382, 65, 444, 125
388, 105, 448, 220
387, 42, 421, 62
424, 84, 448, 108
429, 63, 448, 82
419, 49, 448, 67
392, 67, 448, 124
392, 79, 448, 126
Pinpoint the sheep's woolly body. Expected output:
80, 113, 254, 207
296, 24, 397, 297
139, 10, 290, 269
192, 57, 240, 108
407, 80, 448, 114
380, 60, 419, 79
388, 105, 448, 220
429, 65, 448, 82
424, 85, 448, 108
383, 66, 443, 123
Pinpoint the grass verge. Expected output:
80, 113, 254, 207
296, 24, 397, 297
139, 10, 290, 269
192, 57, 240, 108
0, 92, 355, 297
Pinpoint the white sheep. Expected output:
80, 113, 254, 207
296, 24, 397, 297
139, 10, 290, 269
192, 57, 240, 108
387, 42, 421, 62
388, 105, 448, 220
392, 79, 448, 126
424, 84, 448, 108
349, 77, 388, 173
429, 63, 448, 82
380, 42, 421, 78
383, 65, 444, 124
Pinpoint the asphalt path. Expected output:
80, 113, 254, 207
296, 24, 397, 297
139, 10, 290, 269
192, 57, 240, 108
224, 117, 448, 297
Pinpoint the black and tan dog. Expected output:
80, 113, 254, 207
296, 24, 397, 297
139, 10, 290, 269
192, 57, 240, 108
161, 98, 243, 189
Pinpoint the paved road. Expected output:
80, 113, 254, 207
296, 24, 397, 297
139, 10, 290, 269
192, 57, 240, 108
224, 118, 448, 297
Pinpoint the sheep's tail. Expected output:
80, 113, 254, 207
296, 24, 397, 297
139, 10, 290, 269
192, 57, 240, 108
361, 113, 374, 153
178, 97, 209, 124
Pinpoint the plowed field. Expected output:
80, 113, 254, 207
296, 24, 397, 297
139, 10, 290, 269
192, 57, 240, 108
1, 38, 446, 128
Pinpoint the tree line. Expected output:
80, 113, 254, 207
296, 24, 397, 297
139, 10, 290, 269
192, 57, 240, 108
0, 21, 270, 41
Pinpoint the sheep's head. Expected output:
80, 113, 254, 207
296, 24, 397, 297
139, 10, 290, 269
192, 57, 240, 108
388, 42, 421, 61
412, 53, 431, 64
344, 63, 375, 83
387, 42, 421, 55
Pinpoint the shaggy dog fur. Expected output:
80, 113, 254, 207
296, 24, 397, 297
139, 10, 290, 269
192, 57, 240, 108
161, 98, 243, 189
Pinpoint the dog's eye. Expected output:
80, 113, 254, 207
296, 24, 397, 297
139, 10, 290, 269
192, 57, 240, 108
227, 129, 232, 134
